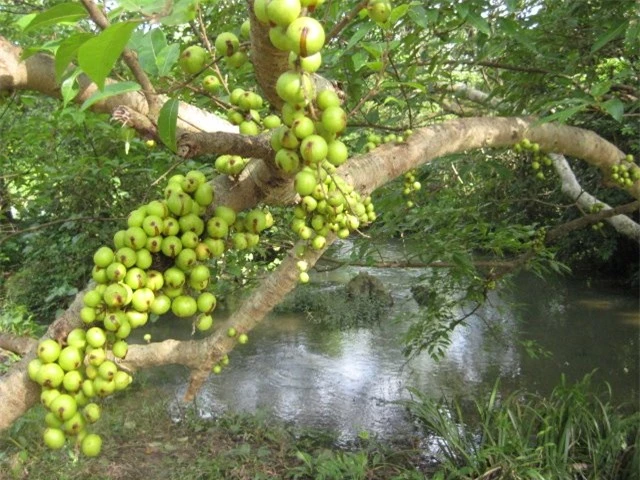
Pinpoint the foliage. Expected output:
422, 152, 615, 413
0, 383, 427, 479
404, 374, 640, 479
275, 280, 392, 329
0, 95, 175, 320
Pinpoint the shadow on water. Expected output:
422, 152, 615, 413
138, 242, 639, 444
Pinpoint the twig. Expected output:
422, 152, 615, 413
326, 0, 369, 43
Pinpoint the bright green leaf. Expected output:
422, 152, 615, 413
20, 43, 58, 61
130, 28, 167, 76
77, 22, 140, 90
390, 4, 411, 25
60, 68, 82, 108
80, 81, 141, 111
158, 98, 179, 153
14, 14, 36, 31
55, 33, 93, 81
24, 3, 88, 32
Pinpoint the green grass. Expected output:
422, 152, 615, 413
2, 373, 636, 479
0, 381, 425, 480
404, 373, 639, 480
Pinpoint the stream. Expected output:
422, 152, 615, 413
139, 241, 640, 444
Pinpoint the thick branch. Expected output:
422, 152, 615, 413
341, 117, 638, 200
550, 153, 640, 241
178, 131, 274, 161
546, 200, 640, 243
0, 36, 236, 142
1, 116, 636, 430
0, 333, 37, 355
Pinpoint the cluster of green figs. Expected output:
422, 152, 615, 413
30, 171, 273, 455
30, 0, 394, 457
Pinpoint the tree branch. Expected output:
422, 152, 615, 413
550, 153, 640, 242
1, 116, 636, 431
178, 131, 275, 161
0, 334, 37, 356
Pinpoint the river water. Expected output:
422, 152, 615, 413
141, 241, 640, 444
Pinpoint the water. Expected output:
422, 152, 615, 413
141, 242, 640, 444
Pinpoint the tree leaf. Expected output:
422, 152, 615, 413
130, 28, 167, 76
591, 21, 627, 54
390, 4, 411, 25
23, 3, 88, 32
80, 81, 141, 111
60, 68, 82, 108
160, 0, 199, 25
601, 98, 624, 122
345, 24, 372, 52
77, 22, 140, 90
156, 44, 180, 77
539, 104, 587, 124
466, 12, 491, 35
55, 33, 93, 82
158, 98, 179, 153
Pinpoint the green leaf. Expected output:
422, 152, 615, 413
60, 68, 82, 108
466, 12, 491, 35
80, 81, 141, 111
77, 22, 140, 90
118, 0, 167, 13
55, 33, 93, 81
408, 6, 429, 29
130, 28, 167, 76
591, 21, 627, 53
118, 0, 198, 26
14, 14, 36, 31
156, 44, 180, 77
390, 4, 411, 25
624, 19, 640, 51
158, 98, 179, 153
601, 98, 624, 122
24, 3, 88, 32
539, 104, 587, 124
160, 0, 198, 25
351, 51, 369, 72
345, 24, 372, 52
590, 81, 611, 98
20, 43, 58, 61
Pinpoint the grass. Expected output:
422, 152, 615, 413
404, 373, 639, 480
1, 372, 637, 479
0, 380, 426, 480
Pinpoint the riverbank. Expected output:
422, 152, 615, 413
1, 374, 637, 480
0, 381, 428, 480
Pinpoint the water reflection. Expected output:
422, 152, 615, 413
141, 243, 639, 443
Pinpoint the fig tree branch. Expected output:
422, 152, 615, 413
0, 334, 37, 356
1, 116, 637, 431
177, 131, 275, 161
